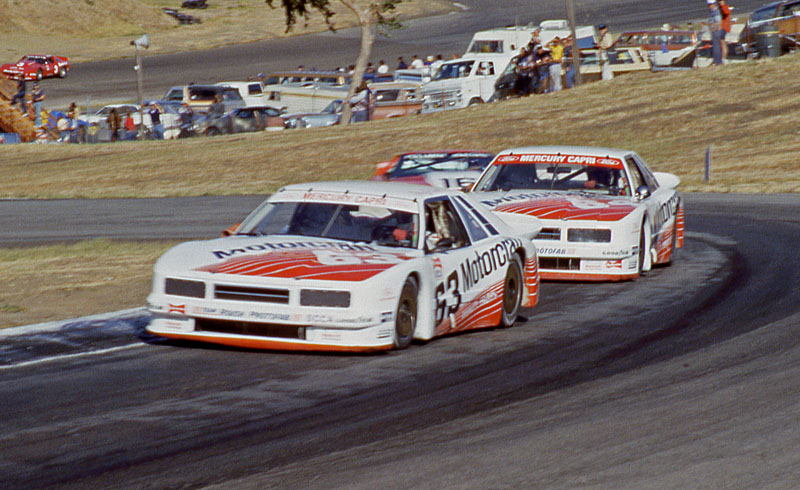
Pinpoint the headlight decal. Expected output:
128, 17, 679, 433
567, 228, 612, 243
165, 278, 206, 298
300, 289, 351, 308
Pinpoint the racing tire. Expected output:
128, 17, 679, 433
36, 69, 42, 81
58, 67, 67, 78
205, 127, 221, 137
499, 254, 523, 328
393, 276, 418, 350
468, 97, 483, 106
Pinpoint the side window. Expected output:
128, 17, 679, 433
424, 198, 470, 252
632, 155, 659, 191
625, 156, 645, 193
452, 198, 489, 242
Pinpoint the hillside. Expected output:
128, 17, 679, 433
0, 0, 455, 62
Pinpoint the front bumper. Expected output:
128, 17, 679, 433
147, 314, 394, 352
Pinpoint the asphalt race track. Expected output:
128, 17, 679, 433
45, 0, 771, 108
4, 1, 800, 486
1, 193, 800, 488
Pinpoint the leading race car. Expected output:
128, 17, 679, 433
470, 146, 684, 281
1, 55, 70, 81
371, 150, 494, 189
147, 181, 541, 352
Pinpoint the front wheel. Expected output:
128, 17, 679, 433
499, 255, 523, 328
59, 67, 67, 78
393, 276, 418, 349
36, 69, 42, 80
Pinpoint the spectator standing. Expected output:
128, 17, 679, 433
31, 82, 45, 127
548, 37, 564, 92
123, 113, 137, 140
410, 55, 425, 69
397, 56, 408, 70
108, 108, 121, 142
11, 78, 26, 114
149, 102, 164, 140
719, 0, 732, 62
707, 0, 724, 65
534, 44, 552, 93
349, 80, 372, 123
67, 102, 83, 143
596, 24, 614, 80
562, 36, 576, 89
430, 54, 444, 73
377, 60, 389, 74
179, 102, 195, 138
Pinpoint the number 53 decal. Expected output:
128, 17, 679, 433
435, 270, 462, 323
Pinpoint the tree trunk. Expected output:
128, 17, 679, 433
339, 0, 376, 126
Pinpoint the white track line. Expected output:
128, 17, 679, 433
0, 342, 145, 370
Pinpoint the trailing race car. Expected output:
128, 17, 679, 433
372, 151, 494, 189
147, 181, 541, 352
1, 55, 70, 81
470, 146, 684, 281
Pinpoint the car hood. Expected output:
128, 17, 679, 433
158, 235, 420, 282
476, 191, 639, 222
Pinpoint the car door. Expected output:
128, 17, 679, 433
423, 197, 472, 334
626, 154, 676, 249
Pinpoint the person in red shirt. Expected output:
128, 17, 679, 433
719, 0, 732, 62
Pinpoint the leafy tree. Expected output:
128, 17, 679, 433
265, 0, 403, 125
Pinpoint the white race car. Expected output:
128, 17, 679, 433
470, 146, 684, 281
147, 181, 541, 352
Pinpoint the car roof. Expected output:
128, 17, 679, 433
495, 145, 634, 160
277, 180, 455, 201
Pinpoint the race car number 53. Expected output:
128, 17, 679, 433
313, 250, 404, 265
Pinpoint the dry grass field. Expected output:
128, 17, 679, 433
0, 0, 456, 62
2, 50, 800, 329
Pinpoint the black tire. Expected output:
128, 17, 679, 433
393, 276, 418, 349
205, 127, 221, 137
499, 254, 523, 328
468, 97, 483, 106
58, 67, 67, 78
36, 69, 42, 81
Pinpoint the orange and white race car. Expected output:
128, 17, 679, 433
470, 146, 684, 281
147, 181, 540, 352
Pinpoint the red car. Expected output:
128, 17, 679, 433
1, 55, 70, 81
372, 150, 494, 189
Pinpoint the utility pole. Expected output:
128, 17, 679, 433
565, 0, 582, 86
131, 34, 149, 140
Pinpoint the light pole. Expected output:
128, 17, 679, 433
130, 34, 149, 139
565, 0, 582, 86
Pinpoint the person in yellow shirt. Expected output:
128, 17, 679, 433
548, 36, 564, 92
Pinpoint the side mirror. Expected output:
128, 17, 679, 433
221, 223, 241, 237
636, 185, 651, 199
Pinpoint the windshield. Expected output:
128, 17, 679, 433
237, 201, 420, 248
393, 153, 493, 177
750, 5, 780, 23
433, 61, 475, 80
474, 163, 630, 196
468, 40, 504, 54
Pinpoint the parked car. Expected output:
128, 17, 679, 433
370, 81, 423, 119
183, 84, 246, 113
284, 99, 343, 129
1, 55, 70, 81
79, 103, 180, 140
146, 180, 541, 351
198, 106, 285, 136
372, 151, 494, 189
469, 145, 684, 281
613, 30, 699, 68
216, 81, 270, 107
739, 0, 800, 54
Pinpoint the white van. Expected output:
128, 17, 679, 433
420, 54, 510, 113
216, 81, 270, 107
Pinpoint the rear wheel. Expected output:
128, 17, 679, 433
58, 67, 67, 78
205, 127, 221, 136
468, 97, 483, 106
36, 69, 42, 81
393, 276, 418, 349
499, 255, 523, 328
